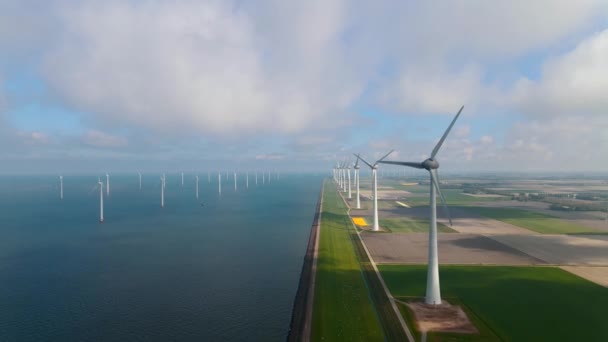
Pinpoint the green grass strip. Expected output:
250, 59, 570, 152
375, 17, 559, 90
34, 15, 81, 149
311, 183, 385, 341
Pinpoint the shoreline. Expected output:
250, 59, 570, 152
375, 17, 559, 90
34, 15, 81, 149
286, 180, 325, 342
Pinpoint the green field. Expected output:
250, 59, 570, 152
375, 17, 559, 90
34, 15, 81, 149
379, 265, 608, 341
378, 217, 457, 233
462, 206, 599, 234
406, 189, 504, 206
311, 182, 385, 341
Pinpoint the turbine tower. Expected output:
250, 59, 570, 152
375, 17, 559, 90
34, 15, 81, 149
379, 105, 464, 305
355, 150, 394, 231
234, 171, 237, 191
105, 172, 110, 196
246, 172, 249, 189
59, 175, 64, 200
354, 157, 361, 209
98, 179, 104, 223
347, 162, 352, 199
181, 172, 184, 187
161, 174, 165, 208
195, 175, 199, 199
255, 170, 258, 185
218, 172, 222, 195
138, 172, 142, 190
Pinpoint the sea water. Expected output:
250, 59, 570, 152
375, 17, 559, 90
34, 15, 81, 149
0, 173, 322, 341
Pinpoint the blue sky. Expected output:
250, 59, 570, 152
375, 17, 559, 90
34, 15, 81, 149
1, 0, 607, 173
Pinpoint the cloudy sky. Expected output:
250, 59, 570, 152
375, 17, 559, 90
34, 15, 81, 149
1, 0, 607, 173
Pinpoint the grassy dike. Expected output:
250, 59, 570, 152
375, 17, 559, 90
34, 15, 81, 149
311, 182, 385, 341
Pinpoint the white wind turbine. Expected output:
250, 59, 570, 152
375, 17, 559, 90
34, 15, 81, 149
246, 171, 249, 189
181, 172, 184, 187
379, 105, 464, 305
98, 178, 104, 223
105, 172, 110, 196
160, 174, 165, 208
218, 172, 222, 195
234, 171, 237, 191
138, 172, 142, 190
195, 175, 199, 199
355, 150, 394, 231
354, 157, 361, 209
59, 175, 64, 200
347, 161, 352, 199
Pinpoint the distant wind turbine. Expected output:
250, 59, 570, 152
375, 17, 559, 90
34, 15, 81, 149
105, 172, 110, 196
161, 174, 165, 208
195, 175, 199, 199
218, 172, 222, 195
355, 150, 394, 231
234, 171, 237, 191
354, 157, 361, 209
379, 105, 464, 305
98, 179, 104, 223
138, 172, 142, 190
59, 175, 64, 200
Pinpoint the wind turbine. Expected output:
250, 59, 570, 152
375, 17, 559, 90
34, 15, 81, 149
59, 175, 64, 200
195, 175, 199, 199
347, 161, 352, 199
354, 157, 361, 209
246, 171, 249, 189
98, 178, 104, 223
138, 172, 142, 190
355, 150, 394, 231
234, 171, 237, 191
161, 174, 165, 208
255, 170, 258, 185
379, 105, 464, 305
105, 172, 110, 196
218, 172, 222, 195
181, 172, 184, 187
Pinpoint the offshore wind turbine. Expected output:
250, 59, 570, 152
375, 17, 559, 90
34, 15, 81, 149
218, 172, 222, 195
195, 175, 199, 199
354, 157, 361, 209
98, 178, 104, 223
161, 174, 165, 208
255, 170, 258, 185
234, 171, 237, 191
105, 172, 110, 196
379, 105, 464, 305
246, 172, 249, 189
138, 172, 142, 190
59, 175, 64, 200
355, 150, 394, 231
181, 172, 184, 187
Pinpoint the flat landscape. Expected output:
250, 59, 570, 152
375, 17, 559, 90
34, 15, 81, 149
323, 174, 608, 341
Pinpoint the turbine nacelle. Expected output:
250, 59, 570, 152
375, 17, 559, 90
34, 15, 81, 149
422, 158, 439, 170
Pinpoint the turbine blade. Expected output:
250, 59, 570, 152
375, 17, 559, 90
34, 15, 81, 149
355, 154, 374, 169
374, 149, 394, 166
378, 160, 424, 169
354, 155, 359, 168
430, 169, 453, 226
431, 105, 464, 159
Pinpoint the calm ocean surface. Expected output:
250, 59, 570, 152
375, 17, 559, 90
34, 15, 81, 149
0, 173, 322, 341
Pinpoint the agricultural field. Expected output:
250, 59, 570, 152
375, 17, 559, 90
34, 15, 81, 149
379, 265, 608, 341
378, 217, 456, 233
461, 206, 601, 234
311, 184, 384, 341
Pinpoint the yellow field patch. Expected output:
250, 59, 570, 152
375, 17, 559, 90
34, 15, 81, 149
352, 217, 368, 226
400, 182, 418, 186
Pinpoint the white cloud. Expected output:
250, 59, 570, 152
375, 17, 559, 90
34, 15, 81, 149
513, 28, 608, 117
41, 0, 361, 138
